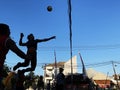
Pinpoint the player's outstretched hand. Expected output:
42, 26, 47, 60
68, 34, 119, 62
20, 33, 24, 38
51, 36, 56, 39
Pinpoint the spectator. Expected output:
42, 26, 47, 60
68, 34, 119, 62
16, 70, 26, 90
37, 75, 44, 90
56, 68, 65, 90
47, 80, 51, 90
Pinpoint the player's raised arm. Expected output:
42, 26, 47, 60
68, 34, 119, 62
6, 38, 26, 59
19, 33, 27, 46
36, 36, 56, 42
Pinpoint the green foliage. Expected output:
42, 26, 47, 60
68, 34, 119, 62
24, 71, 39, 89
2, 64, 11, 77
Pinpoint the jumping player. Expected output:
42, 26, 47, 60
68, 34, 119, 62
0, 23, 27, 89
13, 33, 56, 73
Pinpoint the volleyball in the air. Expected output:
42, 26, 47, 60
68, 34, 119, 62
47, 6, 52, 12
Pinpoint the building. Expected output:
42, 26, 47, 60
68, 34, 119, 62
43, 55, 77, 84
64, 55, 77, 75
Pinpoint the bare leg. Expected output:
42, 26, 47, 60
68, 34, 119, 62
13, 60, 30, 71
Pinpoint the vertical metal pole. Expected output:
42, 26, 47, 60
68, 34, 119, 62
104, 72, 109, 87
68, 0, 73, 89
54, 50, 57, 79
44, 64, 46, 84
112, 61, 120, 89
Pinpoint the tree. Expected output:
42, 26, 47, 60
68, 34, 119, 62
2, 64, 11, 77
24, 71, 38, 89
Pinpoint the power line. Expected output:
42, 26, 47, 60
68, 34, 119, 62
6, 60, 120, 68
37, 44, 120, 51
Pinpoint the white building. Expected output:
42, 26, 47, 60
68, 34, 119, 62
64, 55, 77, 75
43, 55, 77, 84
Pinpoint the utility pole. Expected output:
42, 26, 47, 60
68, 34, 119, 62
68, 0, 73, 89
43, 64, 47, 84
112, 61, 120, 89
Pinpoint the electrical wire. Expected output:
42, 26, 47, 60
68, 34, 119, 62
37, 44, 120, 51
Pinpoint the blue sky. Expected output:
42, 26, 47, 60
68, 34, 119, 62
1, 0, 120, 76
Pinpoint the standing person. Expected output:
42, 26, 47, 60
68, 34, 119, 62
37, 75, 44, 90
46, 80, 51, 90
15, 70, 26, 90
13, 33, 56, 73
0, 23, 27, 89
56, 68, 65, 90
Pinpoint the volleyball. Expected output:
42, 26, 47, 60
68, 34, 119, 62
47, 6, 52, 12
